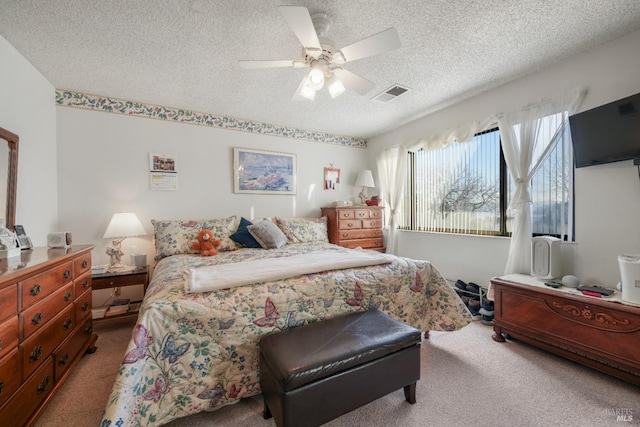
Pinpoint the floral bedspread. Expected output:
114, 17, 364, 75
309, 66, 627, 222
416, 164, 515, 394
100, 242, 471, 427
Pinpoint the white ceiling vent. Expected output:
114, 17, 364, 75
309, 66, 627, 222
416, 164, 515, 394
372, 85, 410, 102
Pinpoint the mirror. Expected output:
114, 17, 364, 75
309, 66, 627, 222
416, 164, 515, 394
0, 127, 18, 230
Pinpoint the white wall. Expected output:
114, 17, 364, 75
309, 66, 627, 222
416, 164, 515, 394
0, 35, 58, 242
56, 106, 368, 267
368, 29, 640, 288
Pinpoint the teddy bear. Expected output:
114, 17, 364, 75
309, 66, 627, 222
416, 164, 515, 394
192, 229, 221, 256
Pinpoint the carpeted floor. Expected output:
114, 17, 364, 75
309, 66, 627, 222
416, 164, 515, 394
35, 317, 639, 427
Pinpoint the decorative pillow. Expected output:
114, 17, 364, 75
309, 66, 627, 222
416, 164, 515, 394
151, 219, 203, 260
230, 217, 262, 248
275, 216, 329, 243
151, 216, 238, 260
201, 216, 238, 251
247, 219, 288, 249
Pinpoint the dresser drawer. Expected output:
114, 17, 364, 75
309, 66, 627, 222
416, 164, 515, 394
368, 209, 383, 219
353, 209, 371, 219
74, 252, 92, 277
362, 219, 383, 229
20, 282, 74, 340
337, 229, 383, 240
0, 316, 18, 359
54, 317, 93, 381
338, 219, 362, 230
0, 348, 20, 407
75, 287, 92, 322
338, 238, 384, 250
21, 304, 75, 380
0, 285, 17, 322
0, 356, 54, 427
337, 210, 356, 220
75, 270, 92, 296
19, 261, 73, 309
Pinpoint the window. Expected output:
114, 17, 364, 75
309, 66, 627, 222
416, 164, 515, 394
401, 118, 574, 240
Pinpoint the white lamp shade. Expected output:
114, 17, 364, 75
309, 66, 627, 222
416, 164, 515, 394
355, 170, 375, 188
103, 213, 147, 239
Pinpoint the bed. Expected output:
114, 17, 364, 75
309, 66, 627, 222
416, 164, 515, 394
100, 216, 472, 426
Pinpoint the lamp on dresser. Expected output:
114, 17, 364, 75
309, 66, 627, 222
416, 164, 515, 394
355, 170, 375, 206
104, 212, 146, 271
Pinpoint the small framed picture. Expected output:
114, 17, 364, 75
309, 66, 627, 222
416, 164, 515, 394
234, 148, 296, 194
324, 167, 340, 190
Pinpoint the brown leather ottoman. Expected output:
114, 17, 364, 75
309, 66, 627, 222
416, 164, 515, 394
259, 310, 421, 427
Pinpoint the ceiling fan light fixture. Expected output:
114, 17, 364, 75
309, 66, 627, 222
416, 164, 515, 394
327, 72, 345, 98
300, 83, 316, 100
308, 61, 325, 90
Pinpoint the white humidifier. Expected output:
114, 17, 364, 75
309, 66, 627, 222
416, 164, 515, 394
618, 254, 640, 304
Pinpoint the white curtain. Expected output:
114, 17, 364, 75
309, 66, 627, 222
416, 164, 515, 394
376, 146, 407, 254
500, 87, 586, 274
376, 115, 499, 254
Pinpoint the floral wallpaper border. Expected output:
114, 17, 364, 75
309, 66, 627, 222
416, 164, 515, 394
55, 90, 367, 148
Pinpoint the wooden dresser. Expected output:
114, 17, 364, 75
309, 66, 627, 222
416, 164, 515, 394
321, 207, 385, 252
491, 275, 640, 385
0, 245, 97, 427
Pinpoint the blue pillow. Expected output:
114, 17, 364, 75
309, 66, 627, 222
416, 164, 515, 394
230, 217, 262, 248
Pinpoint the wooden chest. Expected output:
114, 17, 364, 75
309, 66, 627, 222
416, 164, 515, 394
0, 245, 97, 426
321, 207, 385, 252
491, 275, 640, 386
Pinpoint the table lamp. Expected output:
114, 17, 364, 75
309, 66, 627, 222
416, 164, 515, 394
104, 212, 146, 271
355, 170, 375, 206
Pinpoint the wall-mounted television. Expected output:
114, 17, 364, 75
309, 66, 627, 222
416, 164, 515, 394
569, 92, 640, 168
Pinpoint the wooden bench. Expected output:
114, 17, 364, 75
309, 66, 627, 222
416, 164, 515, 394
259, 310, 422, 427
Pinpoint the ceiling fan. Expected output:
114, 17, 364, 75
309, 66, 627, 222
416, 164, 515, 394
238, 6, 401, 100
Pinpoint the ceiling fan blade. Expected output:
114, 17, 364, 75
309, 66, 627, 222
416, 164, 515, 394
279, 6, 322, 55
338, 27, 400, 63
332, 68, 376, 95
238, 60, 297, 69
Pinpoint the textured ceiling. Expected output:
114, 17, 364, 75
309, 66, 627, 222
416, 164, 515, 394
2, 0, 640, 140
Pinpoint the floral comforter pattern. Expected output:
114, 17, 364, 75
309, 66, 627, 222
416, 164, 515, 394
100, 243, 471, 426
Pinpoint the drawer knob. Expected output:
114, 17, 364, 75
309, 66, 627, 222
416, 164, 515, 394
30, 345, 43, 362
63, 317, 73, 330
82, 302, 90, 311
59, 352, 69, 366
37, 376, 50, 394
64, 291, 72, 301
85, 324, 93, 335
82, 279, 89, 288
358, 212, 365, 217
82, 260, 88, 268
0, 339, 3, 352
0, 381, 3, 397
344, 213, 351, 217
63, 269, 71, 279
32, 312, 43, 325
30, 284, 41, 296
347, 223, 354, 227
342, 233, 349, 238
370, 221, 375, 226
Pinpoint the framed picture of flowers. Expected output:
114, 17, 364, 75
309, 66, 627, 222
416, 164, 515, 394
233, 148, 297, 194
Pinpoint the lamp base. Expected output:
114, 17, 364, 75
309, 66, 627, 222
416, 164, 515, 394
358, 186, 369, 206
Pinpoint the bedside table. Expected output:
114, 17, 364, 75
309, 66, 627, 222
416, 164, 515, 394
92, 265, 149, 320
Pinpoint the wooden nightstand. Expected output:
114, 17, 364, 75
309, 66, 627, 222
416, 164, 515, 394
92, 265, 149, 321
